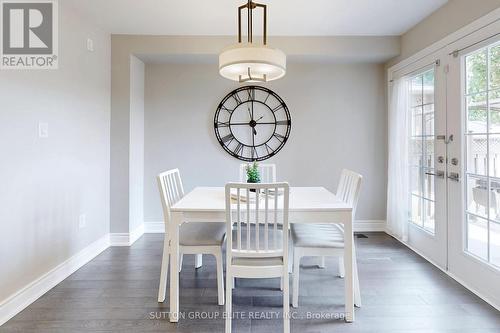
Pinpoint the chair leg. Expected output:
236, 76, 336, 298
225, 271, 232, 333
158, 234, 169, 302
179, 253, 183, 272
215, 251, 225, 306
319, 256, 326, 268
283, 267, 290, 333
195, 254, 203, 269
353, 247, 362, 307
292, 249, 300, 308
338, 256, 345, 278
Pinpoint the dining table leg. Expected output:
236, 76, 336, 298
344, 211, 354, 322
169, 212, 181, 323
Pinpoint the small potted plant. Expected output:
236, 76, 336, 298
245, 161, 261, 191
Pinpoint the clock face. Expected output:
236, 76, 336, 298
214, 86, 291, 162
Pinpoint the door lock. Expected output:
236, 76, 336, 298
448, 172, 460, 182
451, 158, 458, 166
438, 156, 444, 164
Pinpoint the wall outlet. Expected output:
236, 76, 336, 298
78, 214, 86, 229
86, 38, 94, 52
38, 122, 48, 138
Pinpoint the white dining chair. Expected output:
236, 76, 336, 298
225, 182, 290, 333
290, 169, 362, 308
239, 163, 276, 183
157, 169, 226, 305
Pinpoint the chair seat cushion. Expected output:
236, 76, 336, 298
291, 223, 345, 248
179, 222, 226, 246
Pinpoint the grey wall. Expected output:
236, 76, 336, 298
110, 35, 398, 234
0, 2, 110, 302
144, 62, 387, 222
388, 0, 500, 65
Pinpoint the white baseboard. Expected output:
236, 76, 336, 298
144, 221, 165, 233
144, 220, 386, 234
388, 232, 500, 312
0, 234, 110, 326
110, 224, 144, 246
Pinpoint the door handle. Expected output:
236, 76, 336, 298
425, 171, 445, 178
447, 172, 460, 182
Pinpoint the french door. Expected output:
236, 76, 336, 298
447, 21, 500, 306
398, 19, 500, 307
406, 58, 448, 269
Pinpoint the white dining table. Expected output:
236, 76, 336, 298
167, 186, 355, 322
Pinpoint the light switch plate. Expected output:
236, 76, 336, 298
86, 38, 94, 52
38, 122, 48, 138
79, 214, 86, 229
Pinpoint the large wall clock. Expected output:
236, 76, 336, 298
214, 86, 291, 162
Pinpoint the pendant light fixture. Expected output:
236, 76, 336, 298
219, 0, 286, 83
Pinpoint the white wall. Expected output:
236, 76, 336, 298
144, 62, 386, 222
0, 2, 110, 303
129, 56, 145, 232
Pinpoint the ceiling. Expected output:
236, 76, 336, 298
68, 0, 448, 36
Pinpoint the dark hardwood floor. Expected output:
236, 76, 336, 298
1, 233, 499, 333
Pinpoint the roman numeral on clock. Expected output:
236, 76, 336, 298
273, 133, 286, 143
221, 134, 234, 144
215, 121, 230, 128
232, 93, 242, 104
233, 142, 243, 156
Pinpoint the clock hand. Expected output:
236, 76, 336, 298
247, 106, 252, 121
255, 115, 264, 122
253, 128, 257, 135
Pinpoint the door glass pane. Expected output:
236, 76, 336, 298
490, 44, 500, 90
466, 214, 488, 260
466, 175, 488, 218
408, 68, 435, 234
466, 134, 487, 176
411, 107, 423, 136
466, 93, 487, 134
423, 172, 435, 201
464, 42, 500, 267
410, 138, 423, 167
490, 89, 500, 133
466, 49, 487, 94
490, 179, 500, 222
489, 134, 500, 178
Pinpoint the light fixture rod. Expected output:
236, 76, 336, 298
237, 1, 267, 45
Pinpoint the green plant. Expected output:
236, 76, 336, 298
245, 162, 261, 183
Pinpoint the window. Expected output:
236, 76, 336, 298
464, 42, 500, 267
409, 69, 436, 233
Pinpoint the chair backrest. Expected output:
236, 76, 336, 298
157, 169, 185, 224
225, 182, 289, 259
239, 163, 277, 183
336, 169, 363, 216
